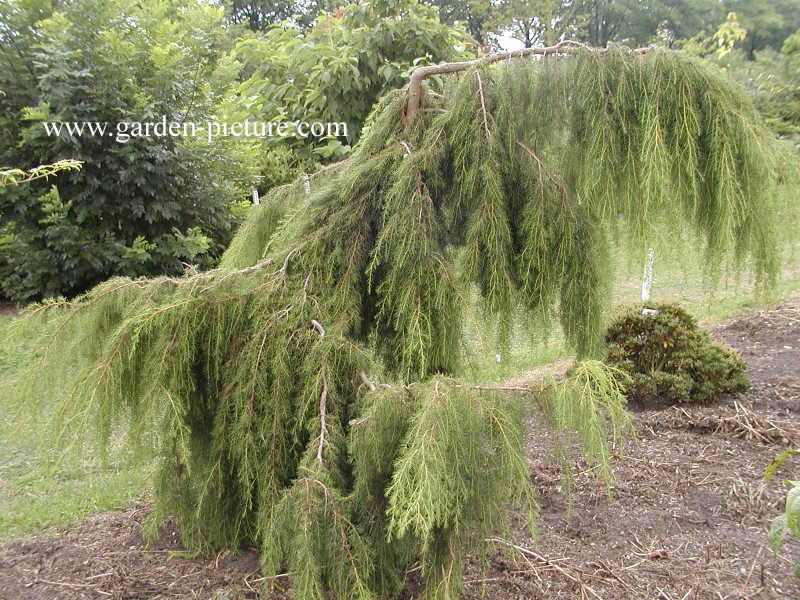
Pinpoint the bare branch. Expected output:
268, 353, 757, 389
232, 258, 273, 276
359, 370, 376, 392
405, 41, 653, 126
317, 365, 329, 464
310, 319, 325, 338
279, 248, 300, 274
515, 141, 568, 200
475, 71, 491, 139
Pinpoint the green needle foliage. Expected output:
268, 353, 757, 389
6, 47, 789, 598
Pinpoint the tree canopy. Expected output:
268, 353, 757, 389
0, 0, 473, 301
9, 45, 790, 599
427, 0, 800, 53
0, 0, 255, 301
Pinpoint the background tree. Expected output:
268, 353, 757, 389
228, 0, 337, 30
229, 0, 303, 30
223, 0, 475, 187
490, 0, 560, 48
482, 0, 724, 50
725, 0, 800, 59
0, 0, 51, 157
0, 0, 258, 301
556, 0, 723, 48
558, 0, 639, 47
647, 0, 723, 47
422, 0, 492, 45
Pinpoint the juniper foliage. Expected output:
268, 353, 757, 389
7, 48, 786, 598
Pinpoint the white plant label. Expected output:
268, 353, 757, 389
641, 248, 655, 303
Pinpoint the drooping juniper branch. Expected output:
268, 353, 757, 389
405, 41, 652, 125
515, 140, 568, 200
313, 319, 329, 464
15, 44, 782, 600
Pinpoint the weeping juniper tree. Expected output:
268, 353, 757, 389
7, 43, 787, 598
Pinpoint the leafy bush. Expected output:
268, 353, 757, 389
0, 0, 257, 302
222, 0, 476, 176
766, 449, 800, 579
769, 480, 800, 577
604, 304, 749, 404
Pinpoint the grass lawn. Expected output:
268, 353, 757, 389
0, 315, 151, 543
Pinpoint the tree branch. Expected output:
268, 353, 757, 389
0, 159, 83, 186
475, 71, 491, 139
359, 370, 376, 392
515, 140, 567, 200
405, 40, 652, 126
279, 248, 300, 274
310, 319, 325, 338
317, 365, 329, 464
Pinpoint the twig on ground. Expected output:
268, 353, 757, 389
739, 545, 764, 598
488, 538, 605, 600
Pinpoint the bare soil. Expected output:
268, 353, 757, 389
2, 300, 799, 600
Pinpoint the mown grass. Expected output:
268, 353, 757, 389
1, 223, 798, 543
0, 315, 152, 543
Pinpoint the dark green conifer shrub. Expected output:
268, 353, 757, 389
605, 304, 750, 404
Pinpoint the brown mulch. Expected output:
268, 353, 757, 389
0, 510, 263, 599
2, 300, 800, 600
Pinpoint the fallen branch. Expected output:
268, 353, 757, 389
647, 402, 800, 446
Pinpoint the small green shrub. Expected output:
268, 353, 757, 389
604, 304, 749, 404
